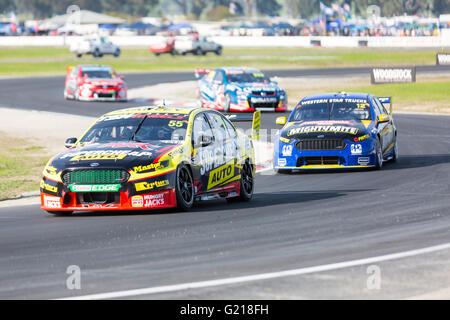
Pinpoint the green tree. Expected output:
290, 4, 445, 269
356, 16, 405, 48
433, 0, 450, 15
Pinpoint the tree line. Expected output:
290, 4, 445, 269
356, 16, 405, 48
0, 0, 448, 20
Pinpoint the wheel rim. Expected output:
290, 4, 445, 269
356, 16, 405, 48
377, 140, 383, 166
178, 168, 193, 203
242, 162, 253, 195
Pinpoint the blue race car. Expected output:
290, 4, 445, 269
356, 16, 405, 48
273, 92, 398, 172
195, 67, 288, 112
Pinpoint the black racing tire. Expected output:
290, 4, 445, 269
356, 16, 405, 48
93, 48, 100, 58
215, 47, 222, 55
194, 47, 202, 56
175, 164, 194, 211
227, 160, 254, 203
154, 52, 160, 56
276, 168, 291, 174
76, 53, 82, 58
223, 93, 231, 113
47, 211, 73, 216
391, 136, 399, 163
113, 49, 120, 57
375, 136, 383, 170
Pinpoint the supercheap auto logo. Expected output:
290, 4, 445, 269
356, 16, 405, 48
207, 161, 235, 189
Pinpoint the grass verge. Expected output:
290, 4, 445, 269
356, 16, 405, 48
283, 78, 450, 114
0, 133, 50, 200
0, 47, 442, 76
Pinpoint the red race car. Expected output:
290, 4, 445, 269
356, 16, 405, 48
64, 65, 127, 102
149, 37, 175, 56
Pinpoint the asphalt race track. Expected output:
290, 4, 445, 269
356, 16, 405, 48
0, 67, 449, 299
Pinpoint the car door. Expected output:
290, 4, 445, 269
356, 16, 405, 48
66, 66, 78, 95
200, 70, 217, 103
371, 97, 391, 153
191, 112, 216, 194
204, 111, 239, 189
374, 97, 395, 150
211, 70, 225, 106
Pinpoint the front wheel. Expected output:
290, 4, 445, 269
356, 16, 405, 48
113, 49, 120, 57
375, 137, 383, 170
175, 164, 194, 211
215, 47, 222, 55
391, 137, 398, 163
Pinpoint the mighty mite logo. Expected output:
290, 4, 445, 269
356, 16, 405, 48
288, 125, 358, 136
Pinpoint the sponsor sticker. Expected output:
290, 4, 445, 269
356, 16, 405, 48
277, 158, 287, 167
288, 125, 358, 136
131, 196, 144, 208
69, 184, 120, 192
282, 145, 293, 157
358, 157, 370, 165
130, 192, 167, 208
436, 53, 450, 66
44, 195, 61, 208
207, 161, 235, 189
135, 180, 169, 192
371, 67, 416, 84
40, 180, 58, 193
351, 144, 363, 155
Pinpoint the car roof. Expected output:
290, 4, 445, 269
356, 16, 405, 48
301, 92, 372, 101
79, 65, 114, 71
102, 105, 205, 117
218, 66, 262, 74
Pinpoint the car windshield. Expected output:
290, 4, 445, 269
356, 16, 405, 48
226, 71, 270, 83
82, 69, 115, 79
79, 114, 189, 144
291, 99, 372, 121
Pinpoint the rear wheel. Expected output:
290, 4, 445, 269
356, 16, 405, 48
227, 160, 254, 202
93, 48, 101, 58
175, 164, 194, 211
195, 47, 202, 55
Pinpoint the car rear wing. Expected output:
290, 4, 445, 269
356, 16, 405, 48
194, 68, 211, 79
378, 96, 393, 115
226, 111, 261, 140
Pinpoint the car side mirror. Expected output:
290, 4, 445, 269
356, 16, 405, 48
197, 134, 214, 147
65, 137, 77, 148
276, 116, 286, 125
377, 114, 390, 124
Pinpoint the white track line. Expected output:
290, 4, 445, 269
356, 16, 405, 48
58, 242, 450, 300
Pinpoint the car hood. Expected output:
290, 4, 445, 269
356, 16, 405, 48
84, 78, 124, 86
228, 82, 281, 92
50, 141, 179, 171
280, 119, 372, 141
